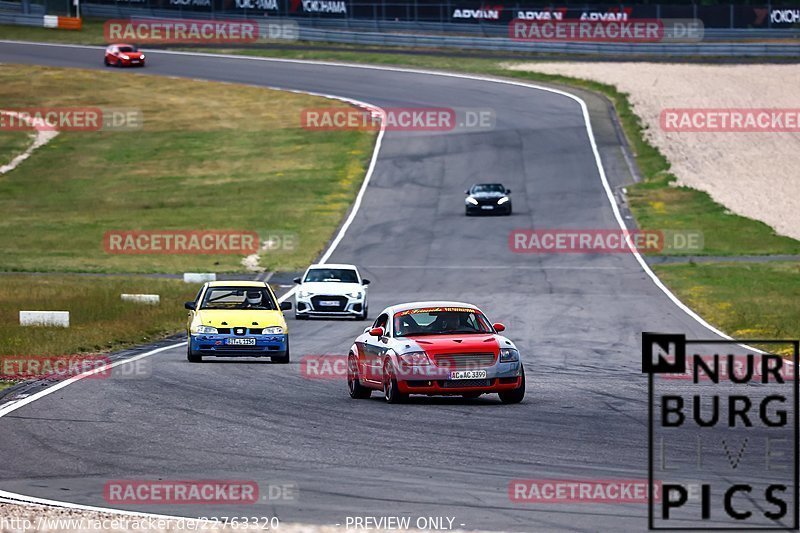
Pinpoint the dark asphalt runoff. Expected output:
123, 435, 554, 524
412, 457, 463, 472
0, 42, 795, 532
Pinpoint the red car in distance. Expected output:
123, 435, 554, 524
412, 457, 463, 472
104, 44, 145, 67
347, 302, 526, 404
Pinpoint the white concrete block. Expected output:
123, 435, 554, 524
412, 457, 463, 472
121, 294, 160, 305
20, 311, 69, 327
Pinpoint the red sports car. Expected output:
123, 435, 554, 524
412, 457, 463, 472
104, 44, 145, 67
347, 301, 525, 403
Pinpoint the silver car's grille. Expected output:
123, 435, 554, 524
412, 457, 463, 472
432, 352, 496, 370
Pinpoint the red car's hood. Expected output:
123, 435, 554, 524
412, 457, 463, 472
408, 334, 499, 355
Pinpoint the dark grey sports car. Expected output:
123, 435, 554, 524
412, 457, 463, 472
465, 183, 512, 216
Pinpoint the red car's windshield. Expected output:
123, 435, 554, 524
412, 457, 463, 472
394, 307, 493, 337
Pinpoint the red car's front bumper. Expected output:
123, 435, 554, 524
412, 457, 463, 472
397, 375, 522, 395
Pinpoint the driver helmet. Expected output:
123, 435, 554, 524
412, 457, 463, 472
245, 290, 263, 306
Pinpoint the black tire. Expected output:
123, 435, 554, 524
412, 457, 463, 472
104, 57, 110, 66
498, 366, 525, 404
187, 342, 202, 363
347, 354, 372, 399
465, 208, 471, 217
383, 360, 407, 404
358, 305, 369, 321
295, 312, 308, 320
506, 206, 513, 216
271, 339, 290, 364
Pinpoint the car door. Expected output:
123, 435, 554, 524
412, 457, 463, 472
361, 312, 389, 383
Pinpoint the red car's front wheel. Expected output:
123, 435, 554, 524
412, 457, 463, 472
383, 360, 407, 404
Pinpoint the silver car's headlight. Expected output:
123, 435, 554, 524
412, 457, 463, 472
347, 291, 363, 299
466, 197, 479, 205
497, 196, 509, 205
299, 290, 313, 298
263, 326, 284, 334
194, 325, 218, 335
499, 348, 519, 362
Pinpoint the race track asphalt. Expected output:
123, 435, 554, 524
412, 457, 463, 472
0, 42, 793, 532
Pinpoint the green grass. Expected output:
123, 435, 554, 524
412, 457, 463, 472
0, 64, 376, 273
653, 262, 800, 352
0, 21, 109, 44
0, 129, 33, 168
0, 274, 197, 358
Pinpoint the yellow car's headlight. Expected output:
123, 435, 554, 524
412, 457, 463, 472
194, 325, 218, 334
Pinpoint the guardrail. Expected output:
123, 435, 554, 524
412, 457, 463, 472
295, 26, 800, 55
76, 5, 800, 40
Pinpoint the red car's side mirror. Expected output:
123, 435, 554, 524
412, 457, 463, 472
493, 322, 506, 332
369, 326, 385, 337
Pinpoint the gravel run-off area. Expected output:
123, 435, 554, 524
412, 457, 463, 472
505, 62, 800, 242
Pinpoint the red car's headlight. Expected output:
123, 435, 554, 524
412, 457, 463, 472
397, 351, 430, 366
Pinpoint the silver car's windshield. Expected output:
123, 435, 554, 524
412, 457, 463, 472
304, 268, 358, 283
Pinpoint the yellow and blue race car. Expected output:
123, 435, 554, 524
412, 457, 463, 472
185, 281, 292, 363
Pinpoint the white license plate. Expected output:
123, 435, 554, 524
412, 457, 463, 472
480, 205, 494, 210
450, 370, 488, 380
226, 338, 256, 346
319, 300, 339, 306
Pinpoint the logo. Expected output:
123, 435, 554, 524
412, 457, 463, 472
516, 9, 565, 21
661, 109, 800, 133
771, 9, 800, 24
642, 332, 686, 374
104, 19, 259, 44
103, 230, 260, 255
452, 5, 502, 20
104, 480, 259, 504
234, 0, 278, 9
290, 0, 346, 14
643, 333, 799, 529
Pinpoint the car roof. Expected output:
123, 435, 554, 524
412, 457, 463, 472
306, 263, 358, 270
206, 281, 267, 288
471, 183, 504, 187
388, 301, 482, 314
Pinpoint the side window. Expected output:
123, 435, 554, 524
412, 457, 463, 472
373, 313, 388, 331
194, 286, 205, 304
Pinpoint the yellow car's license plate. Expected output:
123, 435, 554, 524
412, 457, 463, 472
226, 338, 256, 346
